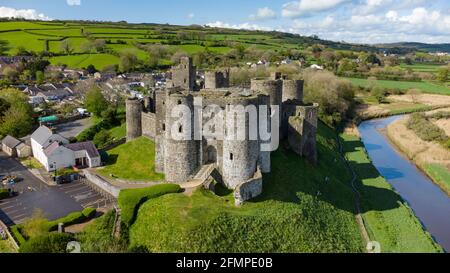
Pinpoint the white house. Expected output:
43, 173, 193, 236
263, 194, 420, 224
30, 126, 101, 172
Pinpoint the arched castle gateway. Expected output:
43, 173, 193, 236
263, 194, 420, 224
126, 57, 319, 205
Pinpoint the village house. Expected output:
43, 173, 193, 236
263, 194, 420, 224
1, 135, 32, 158
30, 126, 101, 172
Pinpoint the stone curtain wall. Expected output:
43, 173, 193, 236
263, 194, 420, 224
141, 112, 156, 140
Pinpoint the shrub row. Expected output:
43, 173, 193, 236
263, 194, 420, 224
9, 225, 26, 246
118, 184, 182, 227
47, 207, 97, 231
0, 189, 9, 200
407, 113, 449, 143
19, 233, 73, 253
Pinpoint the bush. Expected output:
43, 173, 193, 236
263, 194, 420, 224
82, 207, 97, 219
93, 129, 113, 149
46, 209, 97, 232
118, 184, 182, 227
303, 69, 356, 127
9, 225, 26, 246
0, 188, 9, 200
407, 113, 449, 143
371, 87, 387, 103
19, 233, 73, 253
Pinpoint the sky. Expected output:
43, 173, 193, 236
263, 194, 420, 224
0, 0, 449, 44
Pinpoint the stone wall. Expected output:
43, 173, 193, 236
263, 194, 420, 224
234, 167, 263, 206
205, 70, 230, 89
141, 112, 156, 140
82, 170, 120, 198
288, 103, 319, 164
169, 57, 196, 91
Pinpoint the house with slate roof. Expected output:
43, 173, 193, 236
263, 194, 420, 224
30, 126, 101, 171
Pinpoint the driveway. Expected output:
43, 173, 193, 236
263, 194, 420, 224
0, 153, 110, 226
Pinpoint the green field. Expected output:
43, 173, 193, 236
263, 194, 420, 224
97, 136, 164, 181
400, 63, 447, 73
49, 54, 120, 70
342, 134, 443, 252
0, 20, 302, 69
345, 77, 450, 95
424, 164, 450, 195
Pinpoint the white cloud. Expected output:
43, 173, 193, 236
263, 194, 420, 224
249, 7, 277, 21
67, 0, 81, 6
188, 13, 195, 19
282, 0, 350, 18
0, 6, 52, 20
206, 21, 272, 31
287, 5, 450, 44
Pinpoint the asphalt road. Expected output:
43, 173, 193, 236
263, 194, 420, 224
54, 118, 92, 139
0, 153, 109, 226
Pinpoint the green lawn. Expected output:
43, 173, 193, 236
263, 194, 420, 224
342, 134, 443, 253
97, 137, 164, 181
108, 123, 126, 141
345, 77, 450, 95
423, 164, 450, 195
128, 123, 365, 253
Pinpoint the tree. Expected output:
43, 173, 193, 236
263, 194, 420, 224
85, 87, 108, 117
93, 129, 112, 149
93, 39, 106, 53
86, 64, 98, 75
3, 67, 19, 81
101, 106, 119, 127
0, 97, 10, 116
25, 58, 50, 76
371, 87, 387, 103
365, 53, 381, 66
36, 71, 45, 84
60, 40, 73, 55
436, 67, 449, 83
119, 51, 138, 72
0, 40, 10, 55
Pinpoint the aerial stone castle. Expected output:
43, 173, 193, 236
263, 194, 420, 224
126, 57, 319, 205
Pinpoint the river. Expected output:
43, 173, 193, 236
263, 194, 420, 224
358, 115, 450, 252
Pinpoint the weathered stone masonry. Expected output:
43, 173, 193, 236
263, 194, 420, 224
126, 57, 319, 205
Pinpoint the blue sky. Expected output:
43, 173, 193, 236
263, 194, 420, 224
0, 0, 449, 44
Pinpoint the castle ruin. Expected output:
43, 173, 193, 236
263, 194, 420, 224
126, 57, 319, 205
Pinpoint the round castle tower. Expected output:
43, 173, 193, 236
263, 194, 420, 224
222, 96, 260, 189
282, 80, 304, 103
163, 92, 200, 183
126, 97, 142, 142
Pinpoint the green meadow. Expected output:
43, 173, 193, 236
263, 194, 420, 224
344, 77, 450, 95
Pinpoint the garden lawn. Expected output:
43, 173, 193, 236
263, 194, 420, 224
345, 77, 450, 95
342, 134, 443, 253
97, 137, 164, 181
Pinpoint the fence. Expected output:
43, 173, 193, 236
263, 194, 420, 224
0, 219, 19, 251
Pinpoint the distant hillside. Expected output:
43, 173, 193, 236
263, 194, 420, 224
375, 42, 450, 54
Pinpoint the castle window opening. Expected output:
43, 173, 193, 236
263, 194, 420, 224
179, 125, 183, 133
230, 153, 234, 161
162, 123, 166, 131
